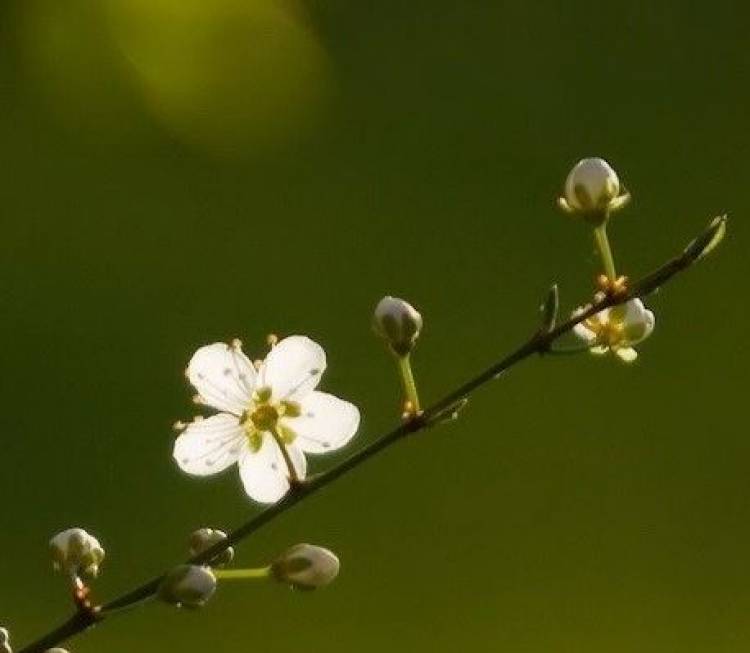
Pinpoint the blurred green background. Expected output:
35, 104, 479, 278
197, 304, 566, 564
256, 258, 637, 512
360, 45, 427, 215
1, 1, 747, 651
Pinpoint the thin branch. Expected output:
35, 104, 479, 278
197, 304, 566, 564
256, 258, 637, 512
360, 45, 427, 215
17, 216, 726, 653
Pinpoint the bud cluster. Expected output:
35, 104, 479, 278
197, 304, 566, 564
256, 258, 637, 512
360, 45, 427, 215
49, 528, 105, 579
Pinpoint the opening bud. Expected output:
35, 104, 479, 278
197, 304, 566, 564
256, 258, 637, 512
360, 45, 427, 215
49, 528, 105, 579
158, 565, 217, 609
373, 296, 423, 357
189, 528, 234, 567
271, 543, 340, 590
560, 157, 629, 222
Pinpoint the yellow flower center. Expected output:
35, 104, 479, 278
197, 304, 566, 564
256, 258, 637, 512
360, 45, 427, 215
241, 387, 301, 452
250, 404, 279, 432
584, 315, 626, 349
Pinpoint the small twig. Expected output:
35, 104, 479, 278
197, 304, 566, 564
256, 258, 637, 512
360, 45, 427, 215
16, 217, 725, 653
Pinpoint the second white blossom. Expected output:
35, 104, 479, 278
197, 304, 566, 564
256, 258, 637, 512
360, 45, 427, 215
573, 299, 655, 363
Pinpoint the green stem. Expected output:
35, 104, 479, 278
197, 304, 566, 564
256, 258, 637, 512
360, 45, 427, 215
397, 354, 421, 412
215, 567, 271, 581
594, 222, 617, 280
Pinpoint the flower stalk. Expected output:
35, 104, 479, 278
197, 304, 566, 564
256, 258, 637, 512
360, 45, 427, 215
214, 567, 271, 580
397, 354, 421, 415
594, 222, 617, 280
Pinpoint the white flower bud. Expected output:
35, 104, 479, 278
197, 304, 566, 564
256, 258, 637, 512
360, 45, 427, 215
271, 543, 340, 590
0, 627, 10, 653
189, 528, 234, 567
44, 649, 70, 653
158, 565, 217, 609
373, 296, 423, 357
563, 157, 622, 215
49, 528, 105, 578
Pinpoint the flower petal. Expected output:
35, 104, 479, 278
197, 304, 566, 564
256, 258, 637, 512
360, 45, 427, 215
573, 322, 597, 343
238, 436, 306, 504
187, 342, 256, 415
624, 306, 655, 345
285, 391, 361, 454
621, 298, 648, 323
259, 336, 326, 401
173, 413, 246, 476
615, 347, 638, 363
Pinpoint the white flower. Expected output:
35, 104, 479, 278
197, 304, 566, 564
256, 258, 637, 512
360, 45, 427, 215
271, 543, 340, 590
49, 528, 105, 578
173, 336, 361, 504
560, 157, 629, 216
573, 299, 655, 363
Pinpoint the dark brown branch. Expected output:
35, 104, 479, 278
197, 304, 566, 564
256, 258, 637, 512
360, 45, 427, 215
17, 216, 726, 653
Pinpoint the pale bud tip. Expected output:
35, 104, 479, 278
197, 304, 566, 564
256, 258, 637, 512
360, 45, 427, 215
189, 528, 234, 567
271, 543, 340, 590
373, 296, 423, 357
561, 157, 626, 220
158, 565, 217, 609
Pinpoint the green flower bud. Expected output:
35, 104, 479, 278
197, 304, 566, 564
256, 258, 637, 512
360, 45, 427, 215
189, 528, 234, 567
373, 296, 423, 357
158, 565, 216, 609
49, 528, 105, 578
271, 543, 340, 590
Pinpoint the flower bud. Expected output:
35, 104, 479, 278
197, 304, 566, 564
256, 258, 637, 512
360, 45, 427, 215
49, 528, 105, 578
189, 528, 234, 567
0, 627, 10, 653
44, 649, 70, 653
373, 296, 423, 357
562, 157, 624, 218
158, 565, 217, 609
271, 543, 340, 590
